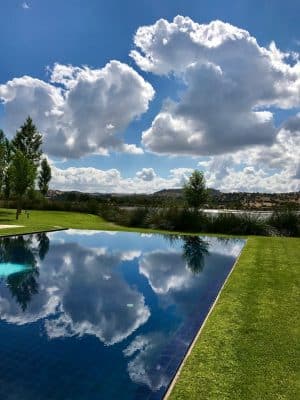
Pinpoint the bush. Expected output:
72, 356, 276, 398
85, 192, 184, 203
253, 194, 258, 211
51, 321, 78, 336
99, 206, 273, 236
268, 209, 300, 237
127, 207, 149, 228
142, 207, 207, 232
207, 213, 268, 235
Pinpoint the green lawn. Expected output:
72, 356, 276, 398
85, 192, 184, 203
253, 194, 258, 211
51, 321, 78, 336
169, 236, 300, 400
0, 208, 299, 399
0, 208, 119, 235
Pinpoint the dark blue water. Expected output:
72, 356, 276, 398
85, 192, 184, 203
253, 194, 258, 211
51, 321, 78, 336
0, 230, 245, 400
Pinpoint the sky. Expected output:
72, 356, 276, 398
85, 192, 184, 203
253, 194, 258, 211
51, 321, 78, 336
0, 0, 299, 193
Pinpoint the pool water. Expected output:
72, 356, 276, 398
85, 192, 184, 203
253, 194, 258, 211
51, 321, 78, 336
0, 230, 245, 400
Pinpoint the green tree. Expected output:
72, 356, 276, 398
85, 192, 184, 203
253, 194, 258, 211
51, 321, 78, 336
0, 130, 6, 193
9, 150, 36, 219
12, 116, 42, 166
0, 130, 12, 196
38, 158, 52, 196
3, 167, 12, 200
183, 170, 207, 211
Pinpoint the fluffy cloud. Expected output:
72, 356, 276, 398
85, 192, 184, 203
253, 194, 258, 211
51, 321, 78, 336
202, 121, 300, 192
135, 168, 156, 181
124, 333, 171, 391
44, 251, 150, 345
139, 250, 191, 294
0, 61, 154, 158
131, 16, 300, 156
50, 165, 193, 193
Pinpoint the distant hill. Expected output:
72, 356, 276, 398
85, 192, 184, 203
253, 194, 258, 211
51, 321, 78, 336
47, 188, 300, 210
154, 188, 220, 197
153, 189, 183, 197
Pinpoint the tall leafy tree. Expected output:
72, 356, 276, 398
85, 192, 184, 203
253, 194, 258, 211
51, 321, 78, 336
8, 117, 45, 216
12, 116, 42, 166
38, 158, 52, 196
0, 130, 11, 196
183, 170, 208, 211
9, 150, 36, 219
0, 130, 6, 193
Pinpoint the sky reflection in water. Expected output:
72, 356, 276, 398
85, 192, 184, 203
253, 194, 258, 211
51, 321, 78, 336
0, 230, 245, 400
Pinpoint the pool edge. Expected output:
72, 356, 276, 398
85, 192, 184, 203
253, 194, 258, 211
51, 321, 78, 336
0, 227, 68, 238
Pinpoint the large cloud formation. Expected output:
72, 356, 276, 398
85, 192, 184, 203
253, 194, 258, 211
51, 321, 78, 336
131, 16, 300, 156
0, 61, 154, 158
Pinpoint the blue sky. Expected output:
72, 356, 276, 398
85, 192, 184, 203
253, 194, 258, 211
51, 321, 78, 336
0, 0, 299, 192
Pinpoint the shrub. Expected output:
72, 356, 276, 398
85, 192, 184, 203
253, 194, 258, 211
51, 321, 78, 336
206, 212, 268, 235
268, 209, 300, 237
144, 207, 207, 232
127, 207, 149, 228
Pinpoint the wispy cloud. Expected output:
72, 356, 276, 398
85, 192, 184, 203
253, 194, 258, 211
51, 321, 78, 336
22, 2, 30, 9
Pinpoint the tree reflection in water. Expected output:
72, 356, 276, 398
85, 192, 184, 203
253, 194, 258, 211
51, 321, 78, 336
182, 236, 209, 274
37, 232, 50, 261
162, 234, 210, 274
0, 234, 50, 311
6, 269, 39, 311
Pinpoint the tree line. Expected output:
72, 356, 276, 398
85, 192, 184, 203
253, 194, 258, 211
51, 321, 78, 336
0, 117, 51, 219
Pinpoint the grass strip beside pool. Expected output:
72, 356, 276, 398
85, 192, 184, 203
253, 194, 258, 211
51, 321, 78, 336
0, 208, 118, 236
168, 236, 300, 400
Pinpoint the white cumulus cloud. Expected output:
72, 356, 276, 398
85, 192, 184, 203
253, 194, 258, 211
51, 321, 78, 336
131, 16, 300, 156
135, 168, 156, 181
202, 122, 300, 192
0, 61, 154, 158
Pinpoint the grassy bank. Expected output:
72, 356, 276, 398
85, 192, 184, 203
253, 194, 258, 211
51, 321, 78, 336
169, 236, 300, 400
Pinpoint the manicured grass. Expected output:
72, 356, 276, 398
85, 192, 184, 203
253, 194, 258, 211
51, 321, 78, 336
0, 208, 118, 235
169, 236, 300, 400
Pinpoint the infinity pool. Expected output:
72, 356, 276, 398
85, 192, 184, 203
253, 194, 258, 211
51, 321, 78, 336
0, 230, 245, 400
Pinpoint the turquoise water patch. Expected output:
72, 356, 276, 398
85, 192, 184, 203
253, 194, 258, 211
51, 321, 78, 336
0, 262, 29, 277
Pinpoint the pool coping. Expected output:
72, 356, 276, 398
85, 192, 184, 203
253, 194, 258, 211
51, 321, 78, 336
163, 239, 247, 399
0, 227, 68, 238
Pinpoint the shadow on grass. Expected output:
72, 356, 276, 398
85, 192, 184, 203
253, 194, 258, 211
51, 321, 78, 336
0, 209, 15, 223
